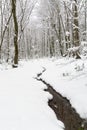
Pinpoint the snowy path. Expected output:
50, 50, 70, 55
0, 61, 64, 130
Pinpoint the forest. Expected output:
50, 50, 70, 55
0, 1, 87, 130
0, 0, 87, 66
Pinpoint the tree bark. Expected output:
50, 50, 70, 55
73, 0, 80, 47
12, 0, 18, 66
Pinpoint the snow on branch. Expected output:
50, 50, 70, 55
66, 46, 81, 59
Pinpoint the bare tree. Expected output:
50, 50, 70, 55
72, 0, 80, 47
12, 0, 18, 66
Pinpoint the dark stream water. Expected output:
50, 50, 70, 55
36, 69, 87, 130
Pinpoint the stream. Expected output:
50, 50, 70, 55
35, 67, 87, 130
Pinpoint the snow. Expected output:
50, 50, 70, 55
68, 46, 80, 52
39, 58, 87, 119
65, 31, 70, 36
0, 60, 64, 130
1, 57, 87, 129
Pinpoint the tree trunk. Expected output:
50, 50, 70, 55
85, 0, 87, 41
12, 0, 18, 66
73, 0, 80, 47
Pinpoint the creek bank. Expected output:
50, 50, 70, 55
36, 69, 87, 130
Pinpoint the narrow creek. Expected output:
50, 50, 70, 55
36, 68, 87, 130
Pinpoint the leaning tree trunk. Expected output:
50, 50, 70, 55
12, 0, 18, 66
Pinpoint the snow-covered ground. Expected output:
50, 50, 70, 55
0, 60, 64, 130
1, 56, 87, 130
40, 57, 87, 120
